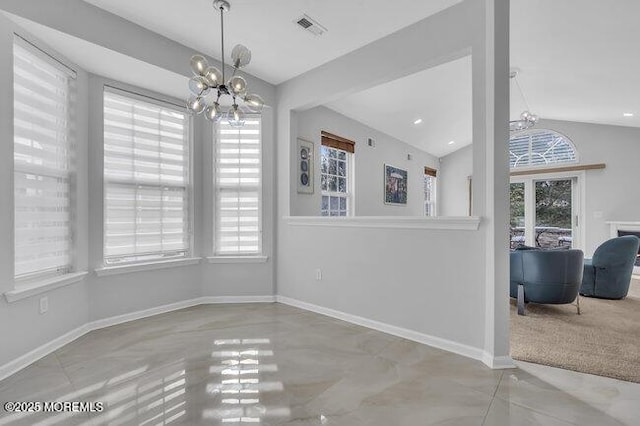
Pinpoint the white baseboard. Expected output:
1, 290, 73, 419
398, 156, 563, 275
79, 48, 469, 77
88, 297, 205, 331
481, 353, 517, 369
0, 323, 91, 382
276, 295, 486, 364
200, 295, 276, 304
0, 295, 275, 382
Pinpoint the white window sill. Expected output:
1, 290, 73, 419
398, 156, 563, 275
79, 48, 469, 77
4, 271, 88, 303
206, 256, 269, 264
283, 216, 481, 230
95, 257, 202, 277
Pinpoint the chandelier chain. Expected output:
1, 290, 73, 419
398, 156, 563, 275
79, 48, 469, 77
514, 77, 531, 112
509, 70, 539, 132
220, 5, 225, 83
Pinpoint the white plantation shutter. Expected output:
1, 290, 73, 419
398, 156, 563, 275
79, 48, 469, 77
13, 39, 76, 279
215, 117, 262, 255
510, 129, 577, 169
103, 88, 191, 264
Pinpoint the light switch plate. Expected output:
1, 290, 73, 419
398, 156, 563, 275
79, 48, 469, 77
39, 296, 48, 314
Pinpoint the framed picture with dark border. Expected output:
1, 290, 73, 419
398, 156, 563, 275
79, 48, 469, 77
384, 164, 408, 205
297, 138, 314, 194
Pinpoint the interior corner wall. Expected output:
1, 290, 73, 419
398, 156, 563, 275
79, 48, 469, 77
438, 144, 473, 216
539, 119, 640, 257
200, 103, 277, 298
276, 0, 510, 362
293, 106, 439, 216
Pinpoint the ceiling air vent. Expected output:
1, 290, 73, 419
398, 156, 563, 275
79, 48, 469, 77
295, 14, 327, 36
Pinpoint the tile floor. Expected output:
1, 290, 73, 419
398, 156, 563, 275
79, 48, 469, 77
0, 303, 638, 425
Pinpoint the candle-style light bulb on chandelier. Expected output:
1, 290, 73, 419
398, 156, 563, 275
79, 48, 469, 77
509, 69, 539, 132
186, 0, 264, 127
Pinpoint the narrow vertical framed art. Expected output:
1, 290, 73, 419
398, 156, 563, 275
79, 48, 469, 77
297, 138, 314, 194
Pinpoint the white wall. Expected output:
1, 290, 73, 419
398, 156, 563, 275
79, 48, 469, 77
439, 144, 473, 216
293, 106, 439, 216
280, 225, 485, 349
276, 0, 511, 365
539, 119, 640, 257
0, 0, 277, 369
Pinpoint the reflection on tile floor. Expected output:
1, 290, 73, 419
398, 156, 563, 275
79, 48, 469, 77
1, 303, 638, 425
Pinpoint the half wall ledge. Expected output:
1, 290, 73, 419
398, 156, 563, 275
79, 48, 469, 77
283, 216, 481, 231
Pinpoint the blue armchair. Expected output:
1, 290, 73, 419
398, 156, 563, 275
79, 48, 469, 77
510, 248, 584, 315
580, 235, 640, 299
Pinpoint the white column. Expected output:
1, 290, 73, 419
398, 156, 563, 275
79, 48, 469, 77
482, 0, 513, 368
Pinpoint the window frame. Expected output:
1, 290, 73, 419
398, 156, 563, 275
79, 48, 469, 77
101, 85, 194, 266
12, 35, 78, 284
320, 145, 352, 217
213, 114, 263, 257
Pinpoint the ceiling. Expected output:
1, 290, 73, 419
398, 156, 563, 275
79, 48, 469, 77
81, 0, 462, 84
330, 0, 640, 157
4, 0, 639, 158
511, 0, 640, 129
325, 56, 472, 158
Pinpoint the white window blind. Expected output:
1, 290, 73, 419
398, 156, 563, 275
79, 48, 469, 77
13, 38, 76, 279
215, 116, 262, 255
103, 88, 191, 264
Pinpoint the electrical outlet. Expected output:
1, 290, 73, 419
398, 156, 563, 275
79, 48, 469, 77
315, 269, 322, 281
39, 296, 48, 314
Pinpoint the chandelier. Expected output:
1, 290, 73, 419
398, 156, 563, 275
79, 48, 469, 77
186, 0, 264, 127
509, 70, 539, 132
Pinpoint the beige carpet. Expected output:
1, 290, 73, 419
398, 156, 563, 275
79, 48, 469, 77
510, 277, 640, 383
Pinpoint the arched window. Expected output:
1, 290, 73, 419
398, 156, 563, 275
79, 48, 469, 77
509, 129, 578, 169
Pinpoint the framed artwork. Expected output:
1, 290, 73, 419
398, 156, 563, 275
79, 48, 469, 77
297, 138, 314, 194
384, 164, 408, 205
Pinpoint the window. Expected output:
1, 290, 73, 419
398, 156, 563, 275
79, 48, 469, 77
103, 88, 191, 265
320, 131, 354, 216
214, 116, 262, 255
424, 167, 437, 216
13, 38, 77, 280
510, 129, 577, 169
509, 130, 582, 250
